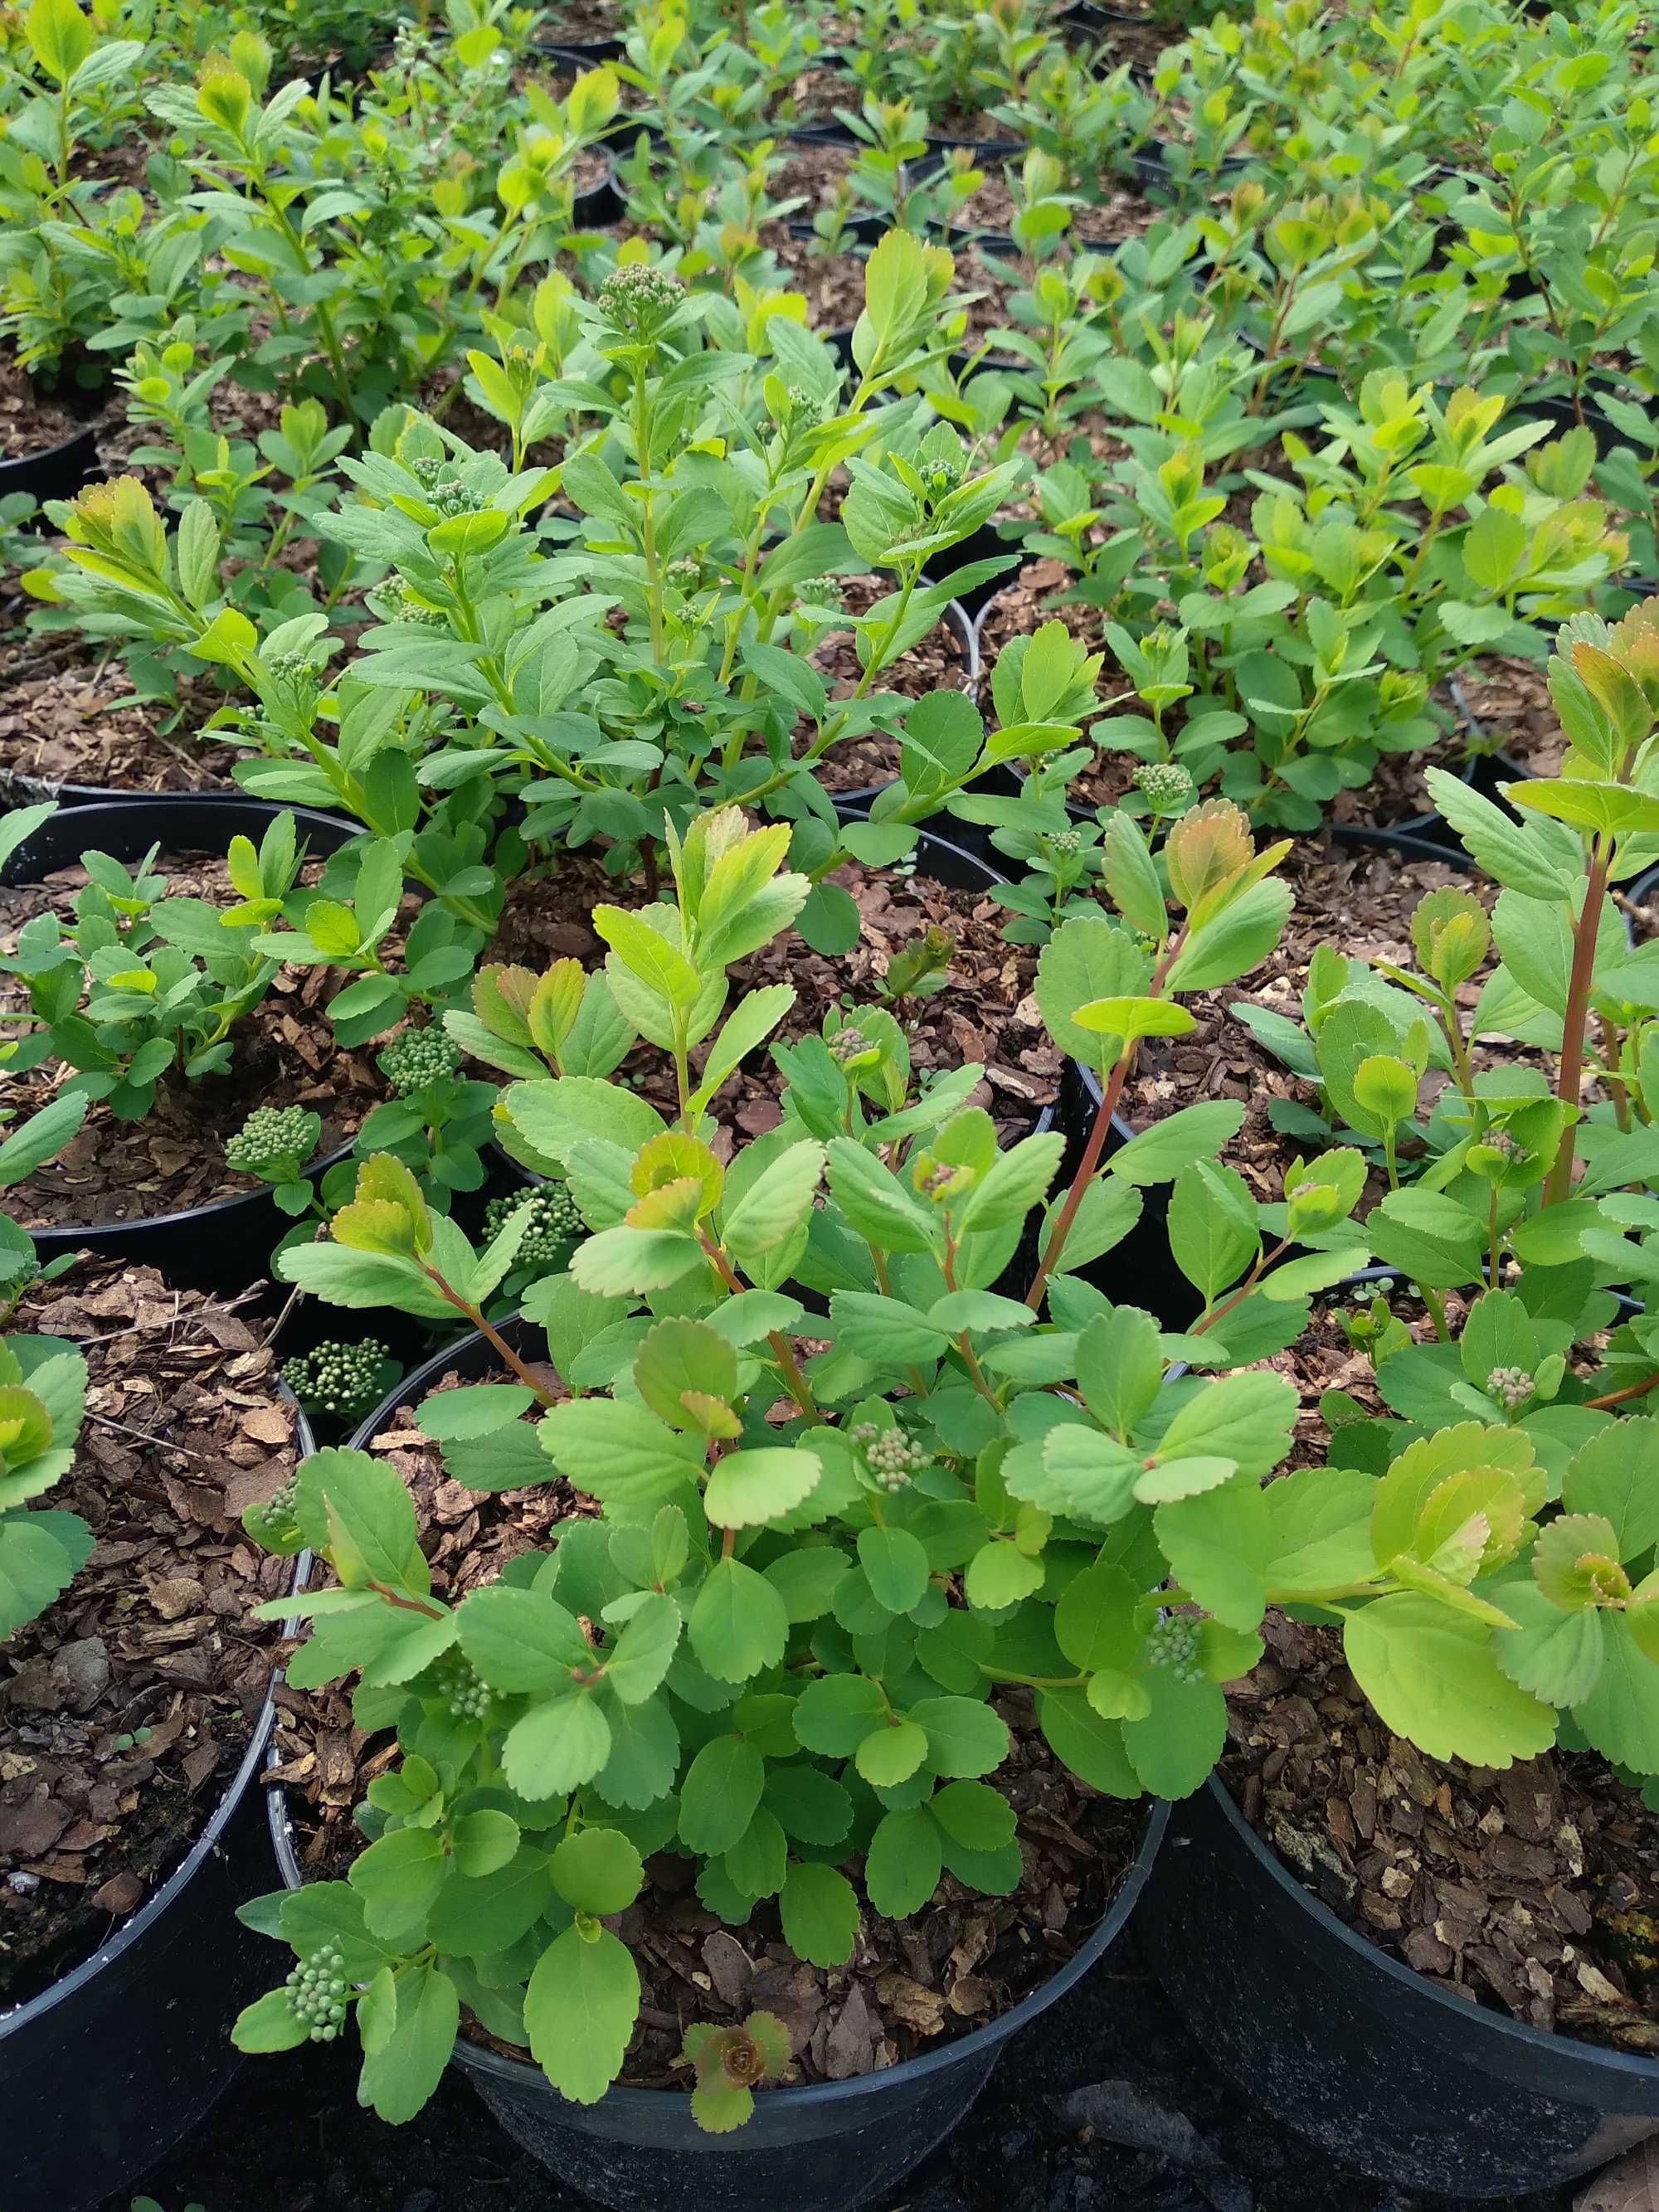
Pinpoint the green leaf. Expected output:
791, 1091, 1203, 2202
679, 1733, 766, 1855
603, 1592, 682, 1704
1155, 1483, 1273, 1632
426, 1845, 553, 1955
792, 1670, 887, 1754
928, 1778, 1016, 1852
457, 1586, 588, 1691
357, 1964, 460, 2125
348, 1826, 446, 1944
1121, 1671, 1227, 1798
1561, 1421, 1659, 1557
824, 1138, 938, 1252
1037, 1688, 1140, 1796
830, 1292, 951, 1366
502, 1691, 612, 1797
778, 1861, 860, 1966
550, 1828, 645, 1915
451, 1809, 521, 1879
1035, 916, 1151, 1072
1053, 1560, 1142, 1670
705, 1447, 823, 1531
910, 1695, 1009, 1777
864, 1806, 943, 1918
1155, 1372, 1295, 1479
539, 1401, 703, 1520
1167, 1162, 1258, 1303
688, 1558, 789, 1681
856, 1527, 931, 1614
1344, 1595, 1557, 1765
1492, 1582, 1608, 1708
1106, 1102, 1246, 1188
1574, 1618, 1659, 1772
232, 1986, 312, 2054
296, 1446, 426, 1594
415, 1384, 535, 1442
524, 1925, 640, 2105
1363, 1189, 1485, 1291
854, 1716, 929, 1786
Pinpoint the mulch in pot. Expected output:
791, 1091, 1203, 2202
1222, 1612, 1659, 2058
490, 843, 1063, 1142
0, 351, 108, 459
938, 168, 1165, 247
771, 139, 859, 217
764, 228, 876, 329
0, 848, 394, 1230
271, 1365, 1143, 2089
1121, 834, 1488, 1198
0, 1258, 302, 2005
0, 634, 243, 797
1455, 654, 1563, 779
810, 570, 974, 792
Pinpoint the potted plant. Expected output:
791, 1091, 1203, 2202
224, 799, 1309, 2205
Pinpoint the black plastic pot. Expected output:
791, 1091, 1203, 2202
0, 1386, 311, 2212
530, 25, 624, 61
267, 1317, 1170, 2212
1, 796, 366, 1290
0, 758, 244, 808
1142, 1777, 1659, 2196
0, 422, 101, 511
2, 1709, 285, 2212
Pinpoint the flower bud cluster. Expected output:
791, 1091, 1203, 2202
1146, 1616, 1204, 1683
285, 1942, 349, 2041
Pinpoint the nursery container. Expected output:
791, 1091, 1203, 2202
1, 796, 366, 1290
266, 1322, 1170, 2212
1141, 1776, 1659, 2197
1, 1709, 288, 2212
0, 1388, 312, 2212
0, 421, 101, 511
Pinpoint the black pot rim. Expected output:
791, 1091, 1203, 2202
1197, 1773, 1659, 2100
0, 1702, 277, 2039
0, 421, 100, 484
2, 796, 369, 1251
0, 1391, 313, 2040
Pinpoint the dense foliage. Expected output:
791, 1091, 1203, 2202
2, 0, 1657, 2142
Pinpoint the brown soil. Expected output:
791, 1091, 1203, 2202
765, 231, 875, 328
270, 1363, 1145, 2090
533, 0, 620, 43
1455, 655, 1564, 779
0, 634, 243, 797
1224, 1612, 1659, 2056
0, 1258, 301, 2005
770, 139, 858, 220
1124, 832, 1489, 1194
920, 105, 1023, 147
0, 850, 394, 1229
939, 168, 1163, 246
790, 64, 859, 125
489, 847, 1063, 1139
810, 571, 974, 792
1094, 11, 1182, 70
0, 352, 104, 460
